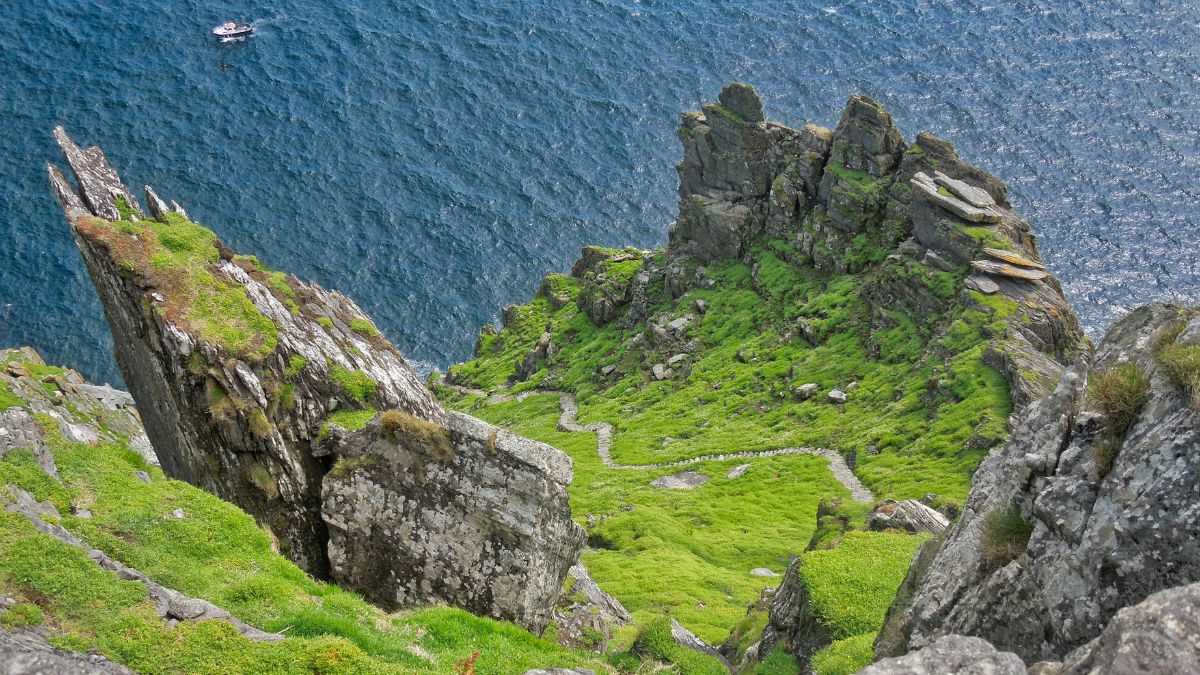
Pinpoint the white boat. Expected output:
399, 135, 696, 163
213, 21, 253, 38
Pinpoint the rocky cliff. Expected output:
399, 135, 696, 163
669, 84, 1081, 410
874, 302, 1200, 665
48, 130, 583, 631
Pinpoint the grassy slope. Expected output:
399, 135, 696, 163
443, 235, 1015, 662
445, 391, 847, 644
450, 241, 1012, 502
0, 352, 608, 674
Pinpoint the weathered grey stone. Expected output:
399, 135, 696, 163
911, 171, 1003, 223
750, 568, 780, 577
828, 389, 848, 403
52, 127, 142, 221
718, 82, 765, 124
970, 259, 1050, 281
1059, 582, 1200, 674
727, 463, 752, 479
0, 629, 133, 674
981, 247, 1045, 270
650, 471, 710, 490
882, 303, 1200, 664
922, 249, 957, 272
671, 618, 734, 673
964, 275, 1000, 295
322, 411, 584, 632
795, 383, 820, 400
859, 635, 1025, 674
651, 364, 672, 380
867, 499, 950, 535
517, 332, 555, 381
143, 185, 171, 223
670, 194, 752, 262
825, 94, 905, 178
933, 171, 995, 208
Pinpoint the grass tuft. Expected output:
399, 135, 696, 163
329, 365, 376, 403
1089, 361, 1150, 435
979, 506, 1033, 568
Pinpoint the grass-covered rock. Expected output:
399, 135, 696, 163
0, 348, 614, 674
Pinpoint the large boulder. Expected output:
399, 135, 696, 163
322, 412, 584, 632
858, 635, 1025, 675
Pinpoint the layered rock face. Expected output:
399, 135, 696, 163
322, 411, 584, 631
867, 581, 1200, 674
49, 130, 583, 630
876, 303, 1200, 663
666, 84, 1083, 409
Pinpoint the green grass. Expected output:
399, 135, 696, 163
979, 506, 1033, 568
798, 531, 926, 641
350, 319, 380, 338
284, 355, 309, 378
632, 618, 726, 674
1151, 319, 1200, 408
450, 240, 1011, 503
810, 633, 875, 675
319, 408, 377, 439
0, 380, 608, 674
449, 392, 847, 644
75, 213, 278, 359
1089, 361, 1150, 435
329, 365, 377, 403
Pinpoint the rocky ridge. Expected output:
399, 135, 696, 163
874, 302, 1200, 664
48, 131, 584, 631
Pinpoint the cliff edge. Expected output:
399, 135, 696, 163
48, 129, 584, 631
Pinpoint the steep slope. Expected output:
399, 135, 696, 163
0, 347, 610, 673
876, 302, 1200, 663
442, 83, 1087, 668
49, 130, 583, 631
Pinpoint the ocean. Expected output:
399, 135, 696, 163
2, 0, 1197, 386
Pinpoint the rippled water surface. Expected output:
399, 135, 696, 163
2, 0, 1198, 385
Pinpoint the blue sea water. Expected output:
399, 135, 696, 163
1, 0, 1198, 386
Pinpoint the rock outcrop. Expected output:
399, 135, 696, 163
666, 84, 1082, 411
322, 411, 584, 631
49, 130, 583, 631
876, 303, 1200, 663
864, 581, 1200, 674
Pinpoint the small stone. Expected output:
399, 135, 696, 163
971, 259, 1049, 281
691, 299, 708, 315
795, 383, 819, 400
933, 171, 996, 208
651, 364, 672, 381
750, 567, 780, 577
828, 389, 848, 403
667, 354, 688, 367
923, 249, 958, 272
170, 508, 187, 520
599, 364, 617, 376
150, 292, 165, 303
650, 471, 710, 490
727, 464, 751, 479
666, 316, 692, 335
964, 275, 1000, 295
982, 247, 1046, 270
134, 470, 151, 483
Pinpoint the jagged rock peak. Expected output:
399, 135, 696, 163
52, 126, 142, 221
826, 94, 905, 178
718, 81, 765, 124
48, 129, 584, 630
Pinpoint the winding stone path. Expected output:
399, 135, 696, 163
441, 384, 873, 503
